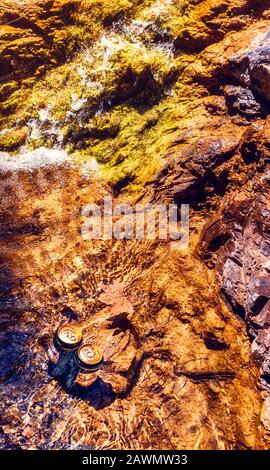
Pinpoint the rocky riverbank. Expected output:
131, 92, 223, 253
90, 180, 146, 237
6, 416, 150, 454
1, 0, 270, 450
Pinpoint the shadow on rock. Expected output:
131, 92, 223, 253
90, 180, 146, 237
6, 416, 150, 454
64, 377, 116, 410
48, 362, 116, 410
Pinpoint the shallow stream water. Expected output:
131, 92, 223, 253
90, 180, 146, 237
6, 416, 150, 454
0, 0, 269, 450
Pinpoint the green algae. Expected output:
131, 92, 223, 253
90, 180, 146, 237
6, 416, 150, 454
0, 126, 29, 151
0, 0, 199, 196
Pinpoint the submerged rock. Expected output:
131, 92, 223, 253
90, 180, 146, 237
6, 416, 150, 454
1, 0, 270, 452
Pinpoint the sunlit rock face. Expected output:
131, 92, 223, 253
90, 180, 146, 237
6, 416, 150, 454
1, 0, 270, 450
200, 121, 270, 391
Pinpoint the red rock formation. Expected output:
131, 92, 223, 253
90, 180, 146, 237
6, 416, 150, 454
200, 118, 270, 391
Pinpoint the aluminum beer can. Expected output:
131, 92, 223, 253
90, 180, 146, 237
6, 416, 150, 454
75, 344, 103, 372
54, 323, 83, 351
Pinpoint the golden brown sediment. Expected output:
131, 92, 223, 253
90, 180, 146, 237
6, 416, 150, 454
1, 0, 270, 450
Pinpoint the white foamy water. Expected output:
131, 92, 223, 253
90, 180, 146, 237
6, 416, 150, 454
39, 108, 51, 122
81, 157, 100, 176
27, 114, 64, 148
0, 147, 69, 172
77, 30, 173, 83
144, 0, 174, 18
75, 1, 175, 90
71, 94, 88, 112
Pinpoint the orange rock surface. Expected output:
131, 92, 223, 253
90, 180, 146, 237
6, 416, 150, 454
1, 0, 270, 450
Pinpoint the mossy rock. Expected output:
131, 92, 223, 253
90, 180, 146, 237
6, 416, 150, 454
0, 127, 29, 151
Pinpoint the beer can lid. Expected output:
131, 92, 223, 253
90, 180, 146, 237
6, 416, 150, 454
56, 324, 82, 349
76, 345, 103, 369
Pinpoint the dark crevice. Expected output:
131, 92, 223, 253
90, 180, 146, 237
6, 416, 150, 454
221, 288, 246, 321
207, 233, 230, 252
174, 367, 236, 382
0, 223, 46, 240
251, 296, 269, 316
